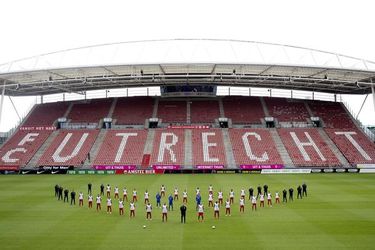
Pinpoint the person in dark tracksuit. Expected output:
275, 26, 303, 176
88, 183, 92, 195
100, 184, 104, 196
302, 183, 307, 197
297, 186, 302, 199
282, 189, 287, 203
263, 184, 268, 196
64, 189, 69, 203
248, 187, 254, 200
58, 186, 63, 201
257, 185, 262, 198
55, 184, 59, 198
289, 188, 294, 201
71, 190, 76, 205
180, 203, 187, 223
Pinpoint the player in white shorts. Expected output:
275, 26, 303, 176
119, 199, 124, 215
229, 189, 235, 204
107, 198, 112, 214
196, 187, 200, 195
208, 193, 214, 207
197, 204, 204, 222
79, 192, 84, 207
239, 197, 245, 213
114, 186, 119, 199
130, 202, 136, 218
275, 192, 280, 204
162, 203, 168, 222
267, 192, 272, 207
213, 201, 220, 219
208, 184, 213, 195
146, 203, 152, 220
123, 187, 128, 201
183, 190, 188, 203
174, 187, 179, 201
251, 196, 257, 211
132, 189, 137, 202
88, 194, 93, 208
144, 190, 149, 204
240, 189, 246, 199
260, 194, 265, 207
106, 184, 111, 198
96, 195, 101, 211
218, 191, 223, 205
225, 199, 231, 216
160, 185, 166, 197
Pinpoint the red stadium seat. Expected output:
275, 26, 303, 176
223, 96, 264, 124
190, 100, 220, 123
68, 99, 112, 123
112, 97, 154, 125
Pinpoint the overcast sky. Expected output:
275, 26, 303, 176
0, 0, 374, 131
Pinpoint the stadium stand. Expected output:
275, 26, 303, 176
264, 97, 310, 122
222, 96, 264, 124
157, 100, 187, 123
229, 128, 283, 165
325, 128, 375, 164
112, 97, 154, 125
190, 100, 220, 123
94, 129, 148, 165
23, 102, 69, 126
277, 128, 341, 167
68, 99, 112, 123
38, 129, 99, 166
308, 101, 356, 129
0, 130, 52, 165
192, 129, 227, 166
149, 129, 185, 166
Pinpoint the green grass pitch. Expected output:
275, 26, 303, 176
1, 173, 375, 250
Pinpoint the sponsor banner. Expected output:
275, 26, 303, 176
39, 166, 74, 170
240, 164, 284, 170
167, 125, 210, 129
311, 169, 322, 173
67, 170, 114, 175
19, 126, 56, 131
0, 165, 19, 171
196, 165, 225, 170
348, 168, 359, 173
152, 165, 180, 170
357, 164, 375, 169
323, 168, 334, 173
94, 165, 137, 170
335, 168, 346, 173
261, 169, 311, 174
359, 169, 375, 173
119, 169, 155, 175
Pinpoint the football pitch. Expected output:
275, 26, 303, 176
1, 173, 375, 250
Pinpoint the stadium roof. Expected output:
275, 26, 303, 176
1, 39, 375, 96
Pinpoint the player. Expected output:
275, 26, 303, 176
183, 190, 188, 203
144, 190, 149, 204
208, 184, 213, 195
168, 194, 173, 211
132, 188, 137, 202
58, 186, 63, 201
119, 199, 124, 215
114, 186, 119, 199
100, 184, 104, 196
196, 193, 202, 210
240, 189, 245, 199
160, 184, 166, 197
302, 183, 307, 197
87, 183, 92, 195
70, 190, 76, 205
96, 194, 102, 211
146, 202, 152, 220
213, 201, 220, 219
289, 188, 294, 201
196, 187, 200, 195
239, 197, 245, 213
208, 193, 214, 207
297, 185, 302, 199
275, 192, 280, 204
260, 193, 265, 207
123, 187, 128, 201
229, 189, 235, 204
218, 190, 223, 205
106, 184, 111, 198
79, 192, 84, 207
64, 188, 69, 203
225, 199, 231, 216
174, 187, 179, 201
267, 192, 272, 207
282, 189, 287, 203
107, 197, 112, 214
180, 203, 187, 223
263, 184, 268, 196
88, 194, 93, 208
129, 202, 136, 218
197, 203, 204, 222
251, 196, 257, 211
248, 187, 254, 200
257, 185, 262, 198
54, 184, 59, 198
156, 192, 161, 207
162, 203, 168, 222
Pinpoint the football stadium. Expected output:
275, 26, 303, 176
1, 39, 375, 250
